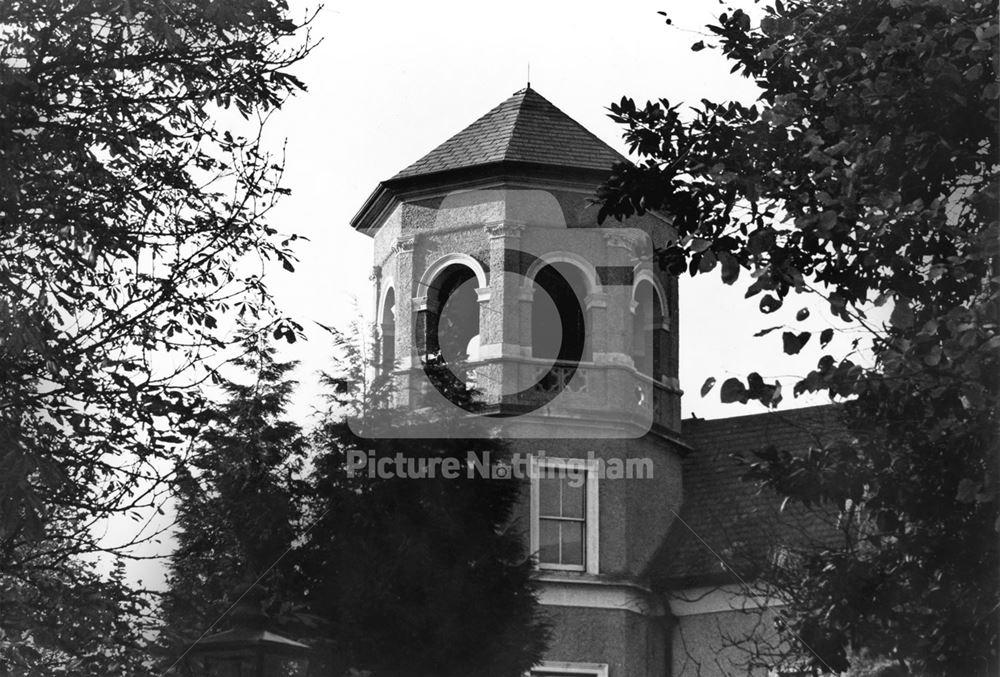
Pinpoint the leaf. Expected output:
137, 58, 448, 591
796, 308, 810, 321
720, 377, 748, 404
782, 331, 811, 354
890, 298, 914, 329
700, 377, 717, 397
718, 251, 740, 284
956, 478, 977, 503
923, 345, 942, 366
982, 335, 1000, 352
689, 237, 712, 253
760, 295, 782, 313
820, 328, 834, 347
964, 63, 983, 81
770, 381, 783, 406
691, 41, 706, 51
754, 326, 783, 337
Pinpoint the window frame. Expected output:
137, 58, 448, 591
529, 455, 599, 575
528, 661, 609, 677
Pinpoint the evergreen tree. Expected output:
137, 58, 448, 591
296, 328, 549, 677
161, 332, 307, 664
162, 326, 548, 676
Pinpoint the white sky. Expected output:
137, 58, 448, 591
121, 0, 886, 589
260, 0, 870, 423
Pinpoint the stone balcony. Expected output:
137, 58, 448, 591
385, 356, 681, 439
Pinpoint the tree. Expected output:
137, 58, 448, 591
1, 557, 151, 676
160, 332, 308, 670
598, 0, 998, 673
159, 326, 548, 677
1, 0, 312, 670
295, 329, 549, 677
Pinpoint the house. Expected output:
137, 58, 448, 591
350, 87, 840, 677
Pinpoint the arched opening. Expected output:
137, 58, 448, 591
632, 280, 664, 379
379, 287, 396, 372
531, 262, 591, 364
426, 264, 480, 364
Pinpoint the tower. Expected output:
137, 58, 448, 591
351, 87, 688, 677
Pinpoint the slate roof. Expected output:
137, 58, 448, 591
648, 405, 846, 589
389, 86, 628, 181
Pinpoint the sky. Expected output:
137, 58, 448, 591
259, 0, 868, 424
121, 0, 885, 589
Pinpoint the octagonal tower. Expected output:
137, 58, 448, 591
351, 87, 688, 677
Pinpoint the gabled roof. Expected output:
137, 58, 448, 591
390, 86, 627, 181
647, 405, 846, 590
351, 87, 629, 232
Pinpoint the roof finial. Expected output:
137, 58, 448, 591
527, 62, 530, 89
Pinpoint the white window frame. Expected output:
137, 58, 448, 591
529, 455, 599, 575
529, 660, 609, 677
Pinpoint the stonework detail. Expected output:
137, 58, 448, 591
393, 236, 416, 254
347, 86, 805, 677
486, 222, 526, 240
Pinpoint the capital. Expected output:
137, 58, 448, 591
413, 295, 438, 313
602, 231, 636, 250
393, 236, 416, 254
486, 222, 526, 240
585, 291, 610, 310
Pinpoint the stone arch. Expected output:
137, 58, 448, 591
420, 258, 483, 364
631, 268, 669, 328
522, 251, 601, 294
419, 253, 488, 297
379, 284, 396, 371
525, 255, 596, 364
631, 274, 667, 379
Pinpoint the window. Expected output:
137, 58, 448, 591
530, 457, 599, 574
379, 287, 395, 372
529, 661, 609, 677
531, 262, 591, 364
427, 264, 480, 364
538, 465, 585, 567
632, 279, 664, 379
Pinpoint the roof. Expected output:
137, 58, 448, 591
351, 87, 629, 232
390, 86, 627, 181
190, 627, 310, 657
648, 405, 846, 590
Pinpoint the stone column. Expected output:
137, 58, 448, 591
392, 236, 416, 405
598, 231, 636, 365
369, 264, 383, 364
482, 222, 526, 403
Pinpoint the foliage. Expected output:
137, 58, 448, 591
598, 0, 998, 673
159, 332, 308, 668
295, 327, 549, 677
1, 555, 152, 676
160, 326, 548, 677
0, 0, 312, 671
